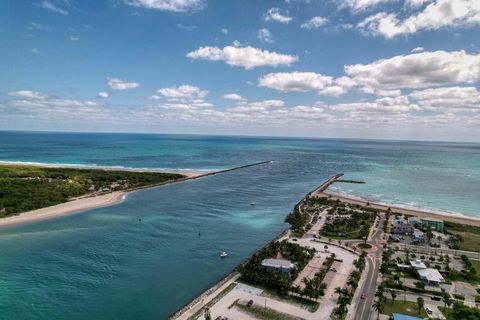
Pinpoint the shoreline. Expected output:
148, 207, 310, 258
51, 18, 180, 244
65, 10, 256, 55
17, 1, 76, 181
320, 189, 480, 227
0, 160, 273, 227
0, 160, 205, 178
0, 191, 126, 227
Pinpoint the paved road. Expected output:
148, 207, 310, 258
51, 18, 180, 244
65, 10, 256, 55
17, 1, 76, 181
354, 213, 385, 320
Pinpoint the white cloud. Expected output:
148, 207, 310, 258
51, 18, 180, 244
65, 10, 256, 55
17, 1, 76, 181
221, 28, 228, 34
411, 47, 425, 53
97, 92, 109, 98
125, 0, 204, 12
232, 40, 241, 47
410, 86, 480, 110
358, 0, 480, 39
258, 72, 355, 96
258, 28, 274, 43
70, 36, 80, 41
29, 22, 51, 31
40, 1, 69, 15
264, 7, 292, 24
8, 90, 101, 108
345, 50, 480, 90
186, 46, 298, 69
156, 85, 208, 100
258, 72, 333, 92
107, 77, 140, 90
30, 48, 40, 54
301, 16, 329, 29
340, 0, 391, 12
222, 93, 243, 101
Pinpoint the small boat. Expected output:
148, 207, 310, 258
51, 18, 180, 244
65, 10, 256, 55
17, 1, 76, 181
220, 251, 228, 258
250, 202, 255, 206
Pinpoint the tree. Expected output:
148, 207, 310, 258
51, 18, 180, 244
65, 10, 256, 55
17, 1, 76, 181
372, 299, 384, 320
389, 289, 397, 303
414, 281, 425, 290
324, 245, 329, 252
417, 297, 424, 315
204, 308, 211, 320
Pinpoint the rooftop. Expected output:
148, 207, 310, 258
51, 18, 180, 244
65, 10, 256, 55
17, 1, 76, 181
418, 268, 445, 283
261, 258, 294, 269
410, 259, 427, 269
392, 313, 424, 320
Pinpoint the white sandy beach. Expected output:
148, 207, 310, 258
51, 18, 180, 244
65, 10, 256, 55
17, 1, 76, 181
320, 190, 480, 227
0, 191, 126, 227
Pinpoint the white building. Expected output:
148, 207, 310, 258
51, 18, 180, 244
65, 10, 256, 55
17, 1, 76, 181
418, 268, 445, 285
410, 259, 427, 269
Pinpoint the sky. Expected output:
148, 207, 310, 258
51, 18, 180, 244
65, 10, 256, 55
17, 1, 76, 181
1, 0, 479, 142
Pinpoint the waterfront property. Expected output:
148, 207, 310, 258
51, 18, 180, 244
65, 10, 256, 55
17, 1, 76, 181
261, 257, 295, 278
392, 216, 414, 235
408, 217, 444, 232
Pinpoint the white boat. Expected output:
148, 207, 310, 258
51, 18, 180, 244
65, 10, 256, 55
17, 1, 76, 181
220, 251, 228, 258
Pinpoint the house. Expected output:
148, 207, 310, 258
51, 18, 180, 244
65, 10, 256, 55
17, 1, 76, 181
391, 313, 424, 320
408, 216, 444, 232
261, 258, 295, 278
413, 229, 424, 242
392, 216, 414, 235
418, 268, 445, 285
410, 259, 427, 269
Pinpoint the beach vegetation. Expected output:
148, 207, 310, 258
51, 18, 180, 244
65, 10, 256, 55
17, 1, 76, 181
0, 165, 184, 217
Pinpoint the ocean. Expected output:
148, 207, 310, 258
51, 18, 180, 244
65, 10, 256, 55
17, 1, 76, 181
0, 131, 479, 319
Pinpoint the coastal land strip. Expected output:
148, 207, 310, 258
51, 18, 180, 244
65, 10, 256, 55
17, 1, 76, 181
0, 160, 272, 227
170, 172, 480, 320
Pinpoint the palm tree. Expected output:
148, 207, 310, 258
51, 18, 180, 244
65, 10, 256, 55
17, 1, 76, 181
372, 299, 384, 320
390, 289, 397, 303
417, 297, 424, 315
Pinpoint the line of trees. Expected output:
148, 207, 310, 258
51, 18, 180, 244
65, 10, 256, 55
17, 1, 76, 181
331, 252, 367, 320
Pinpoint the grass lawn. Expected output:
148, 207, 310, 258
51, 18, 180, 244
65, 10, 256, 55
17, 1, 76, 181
451, 231, 480, 252
470, 259, 480, 275
382, 300, 428, 318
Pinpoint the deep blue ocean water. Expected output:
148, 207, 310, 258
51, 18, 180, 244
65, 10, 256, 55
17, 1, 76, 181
0, 131, 479, 319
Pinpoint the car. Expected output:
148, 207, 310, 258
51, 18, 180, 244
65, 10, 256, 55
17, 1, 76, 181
292, 238, 298, 241
425, 307, 433, 314
247, 300, 253, 307
361, 293, 366, 299
431, 296, 442, 301
330, 268, 337, 272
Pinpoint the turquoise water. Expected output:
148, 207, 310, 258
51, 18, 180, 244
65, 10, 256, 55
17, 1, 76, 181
0, 131, 479, 319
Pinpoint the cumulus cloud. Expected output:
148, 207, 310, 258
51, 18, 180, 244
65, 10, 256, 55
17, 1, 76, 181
258, 72, 355, 96
345, 50, 480, 90
97, 92, 109, 98
156, 85, 208, 100
222, 93, 243, 101
125, 0, 204, 12
40, 1, 69, 15
258, 72, 333, 92
409, 86, 480, 110
301, 16, 329, 29
107, 77, 140, 90
264, 7, 292, 24
186, 46, 298, 69
358, 0, 480, 39
258, 28, 274, 43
